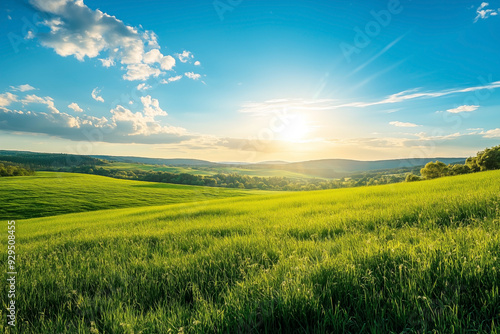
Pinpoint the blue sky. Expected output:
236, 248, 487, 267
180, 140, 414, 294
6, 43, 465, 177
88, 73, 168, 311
0, 0, 499, 162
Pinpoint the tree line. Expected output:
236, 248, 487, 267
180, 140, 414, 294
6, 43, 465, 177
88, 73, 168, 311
0, 162, 35, 177
406, 145, 500, 182
62, 165, 416, 191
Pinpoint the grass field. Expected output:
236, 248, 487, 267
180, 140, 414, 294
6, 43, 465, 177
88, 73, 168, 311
1, 170, 499, 333
0, 172, 263, 219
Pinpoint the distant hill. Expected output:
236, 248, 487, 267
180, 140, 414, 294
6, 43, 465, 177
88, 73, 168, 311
0, 150, 105, 168
249, 158, 466, 178
91, 155, 217, 166
0, 150, 466, 178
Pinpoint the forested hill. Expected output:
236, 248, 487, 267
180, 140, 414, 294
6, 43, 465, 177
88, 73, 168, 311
0, 150, 105, 169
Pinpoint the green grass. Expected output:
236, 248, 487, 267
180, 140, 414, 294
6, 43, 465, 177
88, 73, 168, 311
0, 172, 264, 219
2, 171, 500, 333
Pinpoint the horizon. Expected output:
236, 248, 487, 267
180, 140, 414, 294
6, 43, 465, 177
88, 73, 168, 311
1, 0, 500, 161
0, 148, 468, 164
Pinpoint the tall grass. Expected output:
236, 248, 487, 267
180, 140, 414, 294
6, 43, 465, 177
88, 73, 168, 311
1, 171, 500, 333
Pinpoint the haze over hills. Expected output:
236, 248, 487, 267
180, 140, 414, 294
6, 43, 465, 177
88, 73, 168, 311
0, 150, 466, 178
91, 155, 218, 167
249, 157, 466, 178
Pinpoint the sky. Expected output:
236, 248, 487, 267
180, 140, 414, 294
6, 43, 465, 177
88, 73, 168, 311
0, 0, 499, 162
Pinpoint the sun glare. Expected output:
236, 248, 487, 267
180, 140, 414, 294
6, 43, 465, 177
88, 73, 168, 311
278, 114, 311, 142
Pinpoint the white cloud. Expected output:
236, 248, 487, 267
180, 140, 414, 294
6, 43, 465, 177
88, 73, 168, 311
25, 31, 35, 40
136, 83, 152, 91
389, 121, 419, 127
21, 94, 60, 113
91, 87, 104, 102
482, 128, 500, 138
159, 55, 176, 71
446, 105, 479, 113
142, 49, 175, 71
140, 95, 167, 117
178, 50, 193, 63
110, 105, 183, 136
99, 58, 115, 67
240, 81, 500, 115
123, 63, 162, 81
161, 75, 183, 84
194, 61, 201, 66
0, 93, 18, 107
10, 84, 36, 92
28, 0, 179, 81
474, 2, 500, 22
185, 72, 201, 80
68, 102, 83, 112
143, 49, 162, 64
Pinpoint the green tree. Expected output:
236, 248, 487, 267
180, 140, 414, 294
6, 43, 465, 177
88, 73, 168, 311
449, 164, 471, 176
405, 173, 421, 182
420, 161, 449, 179
476, 145, 500, 171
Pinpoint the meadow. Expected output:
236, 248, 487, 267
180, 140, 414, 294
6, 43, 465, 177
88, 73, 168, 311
1, 170, 500, 333
0, 172, 261, 219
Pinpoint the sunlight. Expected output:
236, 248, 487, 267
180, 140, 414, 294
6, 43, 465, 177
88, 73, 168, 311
277, 114, 311, 142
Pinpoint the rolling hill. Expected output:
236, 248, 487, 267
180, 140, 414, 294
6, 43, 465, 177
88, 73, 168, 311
0, 172, 264, 219
92, 155, 217, 166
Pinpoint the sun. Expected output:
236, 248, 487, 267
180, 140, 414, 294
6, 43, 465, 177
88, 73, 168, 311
278, 114, 311, 142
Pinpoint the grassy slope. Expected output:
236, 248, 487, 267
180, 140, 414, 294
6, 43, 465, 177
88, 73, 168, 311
0, 172, 264, 219
2, 171, 500, 333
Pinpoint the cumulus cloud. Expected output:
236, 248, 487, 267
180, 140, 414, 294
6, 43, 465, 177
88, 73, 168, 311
10, 84, 36, 92
446, 105, 479, 113
0, 92, 189, 144
21, 94, 60, 113
143, 49, 175, 70
140, 95, 167, 117
185, 72, 201, 80
389, 121, 419, 127
136, 83, 152, 91
28, 0, 178, 81
161, 75, 183, 84
99, 57, 115, 67
178, 50, 193, 63
194, 61, 201, 66
123, 63, 162, 81
68, 102, 83, 112
474, 2, 500, 22
91, 87, 104, 102
0, 93, 18, 107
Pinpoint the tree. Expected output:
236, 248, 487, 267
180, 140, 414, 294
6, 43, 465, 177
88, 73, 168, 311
449, 164, 471, 176
465, 156, 480, 172
476, 145, 500, 171
405, 173, 421, 182
420, 161, 449, 179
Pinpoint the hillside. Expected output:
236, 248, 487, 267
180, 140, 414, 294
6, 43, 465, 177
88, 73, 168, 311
0, 172, 263, 219
92, 155, 217, 166
5, 170, 500, 333
250, 157, 466, 178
